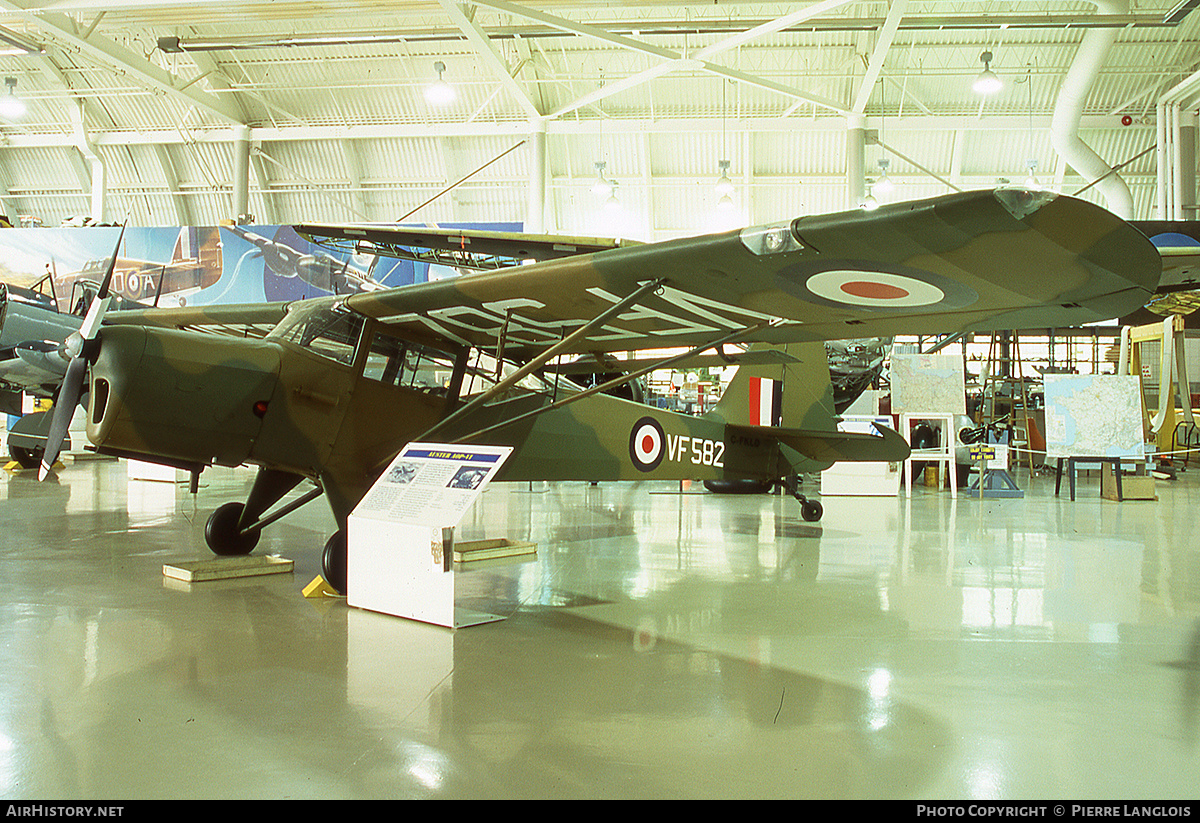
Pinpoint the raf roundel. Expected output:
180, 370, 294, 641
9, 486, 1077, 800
779, 262, 979, 314
629, 417, 665, 472
805, 269, 945, 308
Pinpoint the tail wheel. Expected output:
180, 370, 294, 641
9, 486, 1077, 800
800, 498, 823, 523
322, 530, 348, 595
204, 502, 261, 556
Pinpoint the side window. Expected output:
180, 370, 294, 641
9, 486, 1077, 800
360, 331, 455, 394
362, 334, 406, 386
398, 346, 457, 393
276, 307, 363, 365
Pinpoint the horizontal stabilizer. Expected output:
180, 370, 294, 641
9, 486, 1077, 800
727, 421, 910, 464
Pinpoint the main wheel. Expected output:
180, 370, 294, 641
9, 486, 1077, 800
322, 530, 348, 595
800, 498, 823, 522
204, 502, 260, 556
9, 445, 41, 470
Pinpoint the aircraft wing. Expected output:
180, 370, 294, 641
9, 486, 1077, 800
297, 223, 634, 272
337, 189, 1160, 359
101, 301, 289, 337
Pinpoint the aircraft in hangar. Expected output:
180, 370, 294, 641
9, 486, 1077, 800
31, 188, 1160, 593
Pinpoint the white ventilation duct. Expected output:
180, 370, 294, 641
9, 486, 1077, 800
1050, 0, 1134, 219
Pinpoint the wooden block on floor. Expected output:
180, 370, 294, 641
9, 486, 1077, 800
453, 538, 537, 563
163, 555, 294, 582
1101, 463, 1157, 501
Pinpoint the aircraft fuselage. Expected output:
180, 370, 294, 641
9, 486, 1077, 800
83, 316, 811, 522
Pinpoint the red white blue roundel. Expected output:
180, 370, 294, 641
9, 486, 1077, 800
629, 417, 665, 472
805, 270, 945, 308
779, 262, 978, 313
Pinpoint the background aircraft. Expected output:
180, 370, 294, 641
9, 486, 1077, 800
28, 189, 1161, 593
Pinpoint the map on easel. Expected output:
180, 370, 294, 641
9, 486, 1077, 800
890, 354, 966, 414
1043, 375, 1144, 459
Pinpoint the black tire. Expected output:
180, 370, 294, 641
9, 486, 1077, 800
9, 445, 41, 470
322, 531, 348, 595
204, 502, 260, 556
703, 478, 774, 494
800, 499, 823, 522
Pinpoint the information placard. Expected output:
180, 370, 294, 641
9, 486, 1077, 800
347, 442, 516, 628
355, 443, 513, 526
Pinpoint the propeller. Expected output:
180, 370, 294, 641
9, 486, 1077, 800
39, 220, 128, 480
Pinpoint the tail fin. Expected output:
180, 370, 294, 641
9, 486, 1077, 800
707, 341, 838, 432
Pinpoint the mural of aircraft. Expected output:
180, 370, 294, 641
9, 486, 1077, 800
32, 189, 1160, 593
223, 223, 385, 296
54, 226, 223, 309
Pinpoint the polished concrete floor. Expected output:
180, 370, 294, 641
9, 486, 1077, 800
2, 454, 1200, 799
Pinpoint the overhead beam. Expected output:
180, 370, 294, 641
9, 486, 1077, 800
852, 0, 908, 114
0, 3, 246, 126
438, 0, 542, 120
470, 0, 855, 118
0, 113, 1150, 151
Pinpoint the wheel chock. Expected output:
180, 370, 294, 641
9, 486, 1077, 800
303, 575, 341, 599
4, 460, 65, 474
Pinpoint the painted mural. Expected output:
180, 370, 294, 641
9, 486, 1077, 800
0, 221, 520, 311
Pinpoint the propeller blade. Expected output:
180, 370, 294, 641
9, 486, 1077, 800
38, 355, 87, 480
38, 218, 128, 480
96, 220, 128, 301
77, 220, 129, 340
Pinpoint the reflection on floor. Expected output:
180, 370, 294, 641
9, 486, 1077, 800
1, 456, 1199, 798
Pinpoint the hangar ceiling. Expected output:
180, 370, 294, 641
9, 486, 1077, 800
0, 0, 1197, 238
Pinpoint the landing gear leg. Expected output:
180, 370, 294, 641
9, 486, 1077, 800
784, 474, 823, 522
203, 468, 307, 557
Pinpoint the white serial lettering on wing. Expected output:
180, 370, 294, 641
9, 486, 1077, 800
379, 285, 795, 346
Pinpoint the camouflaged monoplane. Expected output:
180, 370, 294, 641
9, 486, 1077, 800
36, 188, 1161, 593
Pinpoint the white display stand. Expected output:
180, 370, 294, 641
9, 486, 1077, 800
127, 459, 177, 482
901, 412, 957, 498
346, 442, 513, 628
822, 414, 900, 496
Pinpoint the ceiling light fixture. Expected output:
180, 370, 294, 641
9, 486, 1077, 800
874, 159, 894, 194
1024, 159, 1041, 191
862, 181, 879, 211
715, 159, 734, 196
973, 51, 1002, 95
0, 77, 26, 120
425, 61, 455, 106
604, 182, 620, 211
591, 161, 613, 198
715, 79, 737, 202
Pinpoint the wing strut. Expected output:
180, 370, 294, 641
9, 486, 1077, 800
414, 277, 667, 443
447, 319, 773, 446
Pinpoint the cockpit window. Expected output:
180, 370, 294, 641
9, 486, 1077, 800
269, 303, 364, 365
362, 336, 458, 393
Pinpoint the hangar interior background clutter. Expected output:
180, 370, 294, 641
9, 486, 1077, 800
2, 0, 1200, 801
0, 0, 1196, 233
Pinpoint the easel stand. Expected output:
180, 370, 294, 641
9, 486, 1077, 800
901, 413, 957, 498
1054, 457, 1125, 501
